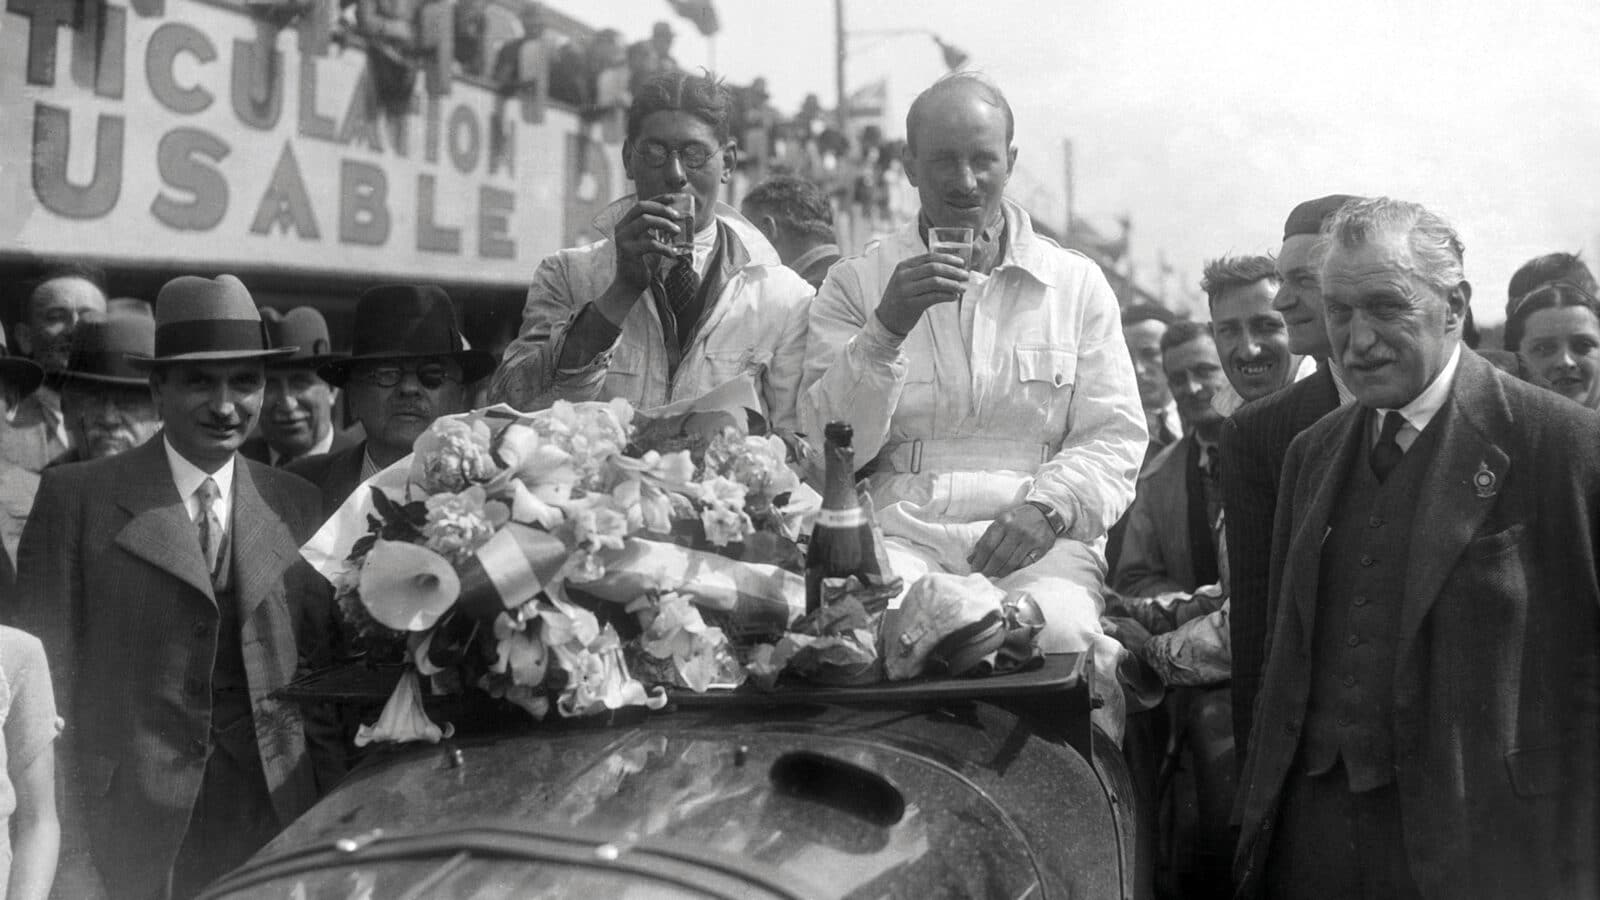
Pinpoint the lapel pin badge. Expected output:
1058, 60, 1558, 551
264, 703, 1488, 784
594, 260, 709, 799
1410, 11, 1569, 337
1472, 461, 1498, 499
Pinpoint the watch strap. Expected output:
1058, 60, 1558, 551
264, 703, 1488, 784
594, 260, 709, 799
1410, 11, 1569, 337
1026, 500, 1067, 537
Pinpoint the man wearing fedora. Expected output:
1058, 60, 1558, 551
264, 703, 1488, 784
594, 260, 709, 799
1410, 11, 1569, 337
14, 274, 344, 900
488, 70, 814, 435
290, 284, 492, 518
50, 311, 162, 466
241, 307, 358, 467
0, 322, 44, 588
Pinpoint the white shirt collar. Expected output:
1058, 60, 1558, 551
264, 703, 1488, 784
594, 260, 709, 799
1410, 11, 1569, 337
1157, 399, 1183, 440
1372, 343, 1462, 445
269, 425, 336, 467
163, 436, 235, 530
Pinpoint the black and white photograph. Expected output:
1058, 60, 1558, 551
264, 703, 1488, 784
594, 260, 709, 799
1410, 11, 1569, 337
2, 0, 1597, 897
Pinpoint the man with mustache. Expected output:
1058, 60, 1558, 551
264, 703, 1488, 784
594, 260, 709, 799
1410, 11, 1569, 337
241, 308, 357, 468
0, 263, 107, 472
800, 73, 1145, 732
1234, 198, 1600, 899
289, 284, 493, 519
50, 312, 162, 466
1220, 194, 1360, 764
14, 274, 345, 899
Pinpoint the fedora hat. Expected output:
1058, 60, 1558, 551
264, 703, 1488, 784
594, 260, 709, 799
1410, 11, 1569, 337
263, 306, 345, 369
318, 284, 495, 387
58, 312, 156, 387
0, 321, 44, 397
128, 274, 295, 368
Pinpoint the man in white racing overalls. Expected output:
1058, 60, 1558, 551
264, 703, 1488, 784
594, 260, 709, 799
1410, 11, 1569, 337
801, 74, 1146, 732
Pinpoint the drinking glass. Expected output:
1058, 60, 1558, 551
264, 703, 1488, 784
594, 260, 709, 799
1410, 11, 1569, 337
659, 193, 697, 259
929, 226, 975, 269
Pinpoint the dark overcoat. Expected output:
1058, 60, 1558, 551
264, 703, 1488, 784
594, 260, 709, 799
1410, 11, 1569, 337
14, 436, 343, 899
284, 440, 368, 520
1220, 364, 1340, 757
1234, 351, 1600, 899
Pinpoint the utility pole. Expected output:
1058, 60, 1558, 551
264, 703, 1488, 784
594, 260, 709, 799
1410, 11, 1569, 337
1062, 138, 1075, 236
835, 0, 848, 131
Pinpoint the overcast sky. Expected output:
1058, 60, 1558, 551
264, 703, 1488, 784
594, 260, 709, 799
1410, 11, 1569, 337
548, 0, 1600, 324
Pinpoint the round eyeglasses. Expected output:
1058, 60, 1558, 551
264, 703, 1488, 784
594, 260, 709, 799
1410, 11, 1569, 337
353, 363, 460, 389
632, 141, 718, 170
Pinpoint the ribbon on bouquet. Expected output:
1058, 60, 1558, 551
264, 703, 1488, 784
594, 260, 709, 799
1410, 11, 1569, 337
455, 522, 570, 621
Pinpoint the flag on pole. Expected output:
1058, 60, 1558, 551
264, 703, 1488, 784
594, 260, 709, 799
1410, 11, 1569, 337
667, 0, 719, 36
847, 79, 888, 118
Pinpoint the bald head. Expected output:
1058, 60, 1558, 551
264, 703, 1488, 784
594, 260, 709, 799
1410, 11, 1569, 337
21, 274, 107, 371
904, 73, 1014, 155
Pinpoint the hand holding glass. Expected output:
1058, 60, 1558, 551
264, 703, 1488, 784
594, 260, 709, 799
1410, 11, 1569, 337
653, 193, 697, 259
929, 227, 975, 269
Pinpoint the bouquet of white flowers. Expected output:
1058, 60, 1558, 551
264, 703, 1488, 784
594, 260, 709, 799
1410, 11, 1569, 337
300, 398, 817, 745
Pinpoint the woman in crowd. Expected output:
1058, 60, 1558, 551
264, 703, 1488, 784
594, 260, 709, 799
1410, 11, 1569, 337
0, 625, 59, 900
1505, 281, 1600, 410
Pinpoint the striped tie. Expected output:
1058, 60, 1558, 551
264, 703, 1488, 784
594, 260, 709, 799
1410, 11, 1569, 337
195, 477, 223, 575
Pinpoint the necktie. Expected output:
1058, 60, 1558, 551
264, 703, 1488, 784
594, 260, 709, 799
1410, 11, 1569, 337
1370, 411, 1405, 483
195, 477, 223, 575
662, 255, 701, 318
1203, 444, 1220, 485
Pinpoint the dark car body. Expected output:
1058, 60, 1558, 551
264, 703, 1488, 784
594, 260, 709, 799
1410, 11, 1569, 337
203, 656, 1142, 900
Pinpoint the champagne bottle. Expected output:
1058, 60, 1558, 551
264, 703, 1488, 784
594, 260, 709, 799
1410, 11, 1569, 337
805, 422, 882, 613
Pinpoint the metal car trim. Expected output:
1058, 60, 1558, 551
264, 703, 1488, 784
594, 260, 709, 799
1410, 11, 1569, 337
199, 825, 819, 900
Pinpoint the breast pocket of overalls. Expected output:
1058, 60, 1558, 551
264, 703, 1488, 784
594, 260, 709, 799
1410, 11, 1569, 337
699, 347, 772, 391
1012, 345, 1077, 434
604, 343, 648, 396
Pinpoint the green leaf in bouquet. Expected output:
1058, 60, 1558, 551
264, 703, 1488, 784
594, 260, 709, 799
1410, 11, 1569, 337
425, 608, 482, 671
349, 533, 377, 562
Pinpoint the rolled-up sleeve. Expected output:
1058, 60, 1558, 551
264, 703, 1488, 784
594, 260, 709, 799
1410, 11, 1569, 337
799, 263, 909, 463
1026, 268, 1147, 542
488, 254, 619, 411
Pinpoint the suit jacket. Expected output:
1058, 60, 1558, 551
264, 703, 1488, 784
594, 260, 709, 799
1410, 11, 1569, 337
285, 440, 369, 520
1112, 434, 1217, 597
239, 426, 361, 468
0, 389, 68, 473
1220, 364, 1340, 759
13, 437, 344, 899
1233, 351, 1600, 900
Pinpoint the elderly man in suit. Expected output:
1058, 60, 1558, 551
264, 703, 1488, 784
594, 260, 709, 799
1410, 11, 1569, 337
1234, 197, 1600, 899
15, 274, 344, 900
289, 284, 492, 518
1220, 194, 1360, 762
52, 312, 162, 466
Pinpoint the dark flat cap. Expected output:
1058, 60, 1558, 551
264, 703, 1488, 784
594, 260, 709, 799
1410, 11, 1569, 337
1284, 194, 1361, 240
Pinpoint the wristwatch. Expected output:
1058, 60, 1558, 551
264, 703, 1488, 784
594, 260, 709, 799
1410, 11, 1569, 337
1025, 500, 1068, 537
